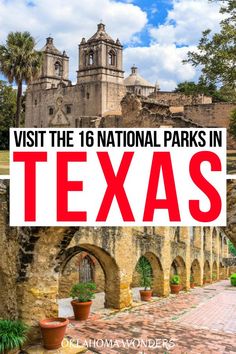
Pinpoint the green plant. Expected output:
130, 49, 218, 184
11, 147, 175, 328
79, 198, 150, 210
0, 32, 42, 127
136, 256, 153, 290
212, 273, 217, 280
230, 273, 236, 287
0, 319, 29, 354
170, 275, 180, 285
190, 274, 194, 283
70, 282, 96, 302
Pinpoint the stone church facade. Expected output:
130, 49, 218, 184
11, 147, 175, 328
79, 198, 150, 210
25, 23, 126, 128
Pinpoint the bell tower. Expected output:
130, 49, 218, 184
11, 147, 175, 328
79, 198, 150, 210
37, 37, 70, 89
77, 23, 125, 117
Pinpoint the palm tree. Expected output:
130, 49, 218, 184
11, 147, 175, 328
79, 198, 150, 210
0, 32, 42, 127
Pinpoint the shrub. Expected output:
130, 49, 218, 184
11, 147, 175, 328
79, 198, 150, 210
230, 273, 236, 287
136, 256, 153, 290
229, 109, 236, 139
0, 319, 28, 354
70, 282, 96, 302
212, 273, 217, 281
170, 275, 180, 285
190, 274, 194, 283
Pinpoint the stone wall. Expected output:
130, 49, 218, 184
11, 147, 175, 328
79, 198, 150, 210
149, 91, 212, 106
0, 180, 18, 320
184, 103, 236, 128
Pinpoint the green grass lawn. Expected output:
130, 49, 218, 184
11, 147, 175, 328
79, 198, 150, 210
0, 151, 9, 175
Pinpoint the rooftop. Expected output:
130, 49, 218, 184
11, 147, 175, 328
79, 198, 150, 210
87, 23, 116, 44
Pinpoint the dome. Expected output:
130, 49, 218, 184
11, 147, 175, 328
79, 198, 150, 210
124, 66, 155, 88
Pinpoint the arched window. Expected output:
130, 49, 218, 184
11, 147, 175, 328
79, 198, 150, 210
49, 107, 54, 115
89, 51, 94, 65
108, 50, 116, 66
55, 61, 62, 76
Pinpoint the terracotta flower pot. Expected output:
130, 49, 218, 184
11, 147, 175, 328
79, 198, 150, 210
139, 290, 152, 301
71, 300, 92, 320
39, 317, 69, 350
190, 283, 195, 289
170, 284, 181, 294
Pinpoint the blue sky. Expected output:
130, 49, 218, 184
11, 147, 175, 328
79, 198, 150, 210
0, 0, 223, 90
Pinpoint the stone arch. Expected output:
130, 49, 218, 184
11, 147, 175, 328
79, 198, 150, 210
108, 49, 116, 66
58, 251, 105, 298
212, 260, 218, 280
54, 61, 63, 76
219, 261, 226, 279
204, 260, 211, 282
132, 252, 164, 297
88, 50, 94, 65
191, 259, 201, 286
170, 256, 187, 289
60, 244, 120, 308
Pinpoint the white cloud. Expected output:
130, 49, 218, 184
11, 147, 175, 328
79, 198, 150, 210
0, 0, 147, 45
124, 44, 198, 91
0, 0, 147, 82
0, 0, 224, 91
123, 0, 224, 90
150, 0, 223, 46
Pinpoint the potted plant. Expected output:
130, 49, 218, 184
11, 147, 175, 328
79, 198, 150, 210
70, 282, 96, 320
203, 275, 207, 285
39, 317, 69, 350
0, 319, 29, 354
136, 256, 153, 301
230, 273, 236, 286
190, 274, 195, 288
212, 273, 217, 282
170, 275, 181, 294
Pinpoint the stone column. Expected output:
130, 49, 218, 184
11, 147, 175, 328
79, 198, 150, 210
157, 227, 172, 296
0, 180, 18, 319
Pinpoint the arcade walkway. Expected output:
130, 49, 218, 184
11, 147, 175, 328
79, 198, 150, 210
27, 280, 236, 353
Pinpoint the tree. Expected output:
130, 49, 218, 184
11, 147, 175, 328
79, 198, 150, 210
0, 81, 16, 149
175, 79, 236, 102
229, 109, 236, 138
0, 32, 42, 127
184, 0, 236, 90
175, 78, 218, 97
228, 240, 236, 256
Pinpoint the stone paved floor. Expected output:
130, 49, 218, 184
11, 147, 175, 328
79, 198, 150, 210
64, 280, 236, 354
58, 288, 142, 317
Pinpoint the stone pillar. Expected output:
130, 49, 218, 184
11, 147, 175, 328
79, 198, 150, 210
16, 228, 68, 339
181, 227, 191, 290
193, 227, 202, 249
216, 230, 220, 279
0, 181, 18, 319
158, 227, 172, 297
